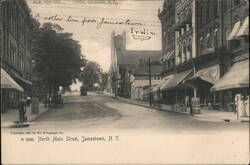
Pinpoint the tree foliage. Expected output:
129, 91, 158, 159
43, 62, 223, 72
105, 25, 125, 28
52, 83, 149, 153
100, 72, 110, 90
33, 22, 85, 94
80, 61, 102, 90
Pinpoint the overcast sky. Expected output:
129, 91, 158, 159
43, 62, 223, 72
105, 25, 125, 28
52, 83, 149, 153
27, 0, 163, 72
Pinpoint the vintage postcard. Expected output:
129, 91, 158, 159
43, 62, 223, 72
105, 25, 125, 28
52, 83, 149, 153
1, 0, 249, 164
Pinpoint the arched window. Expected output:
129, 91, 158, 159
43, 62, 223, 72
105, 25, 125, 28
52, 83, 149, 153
187, 37, 192, 53
183, 40, 187, 61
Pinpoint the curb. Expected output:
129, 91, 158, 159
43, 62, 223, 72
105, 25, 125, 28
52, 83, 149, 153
112, 96, 192, 116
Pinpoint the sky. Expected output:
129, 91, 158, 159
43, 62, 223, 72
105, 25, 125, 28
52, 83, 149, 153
27, 0, 163, 72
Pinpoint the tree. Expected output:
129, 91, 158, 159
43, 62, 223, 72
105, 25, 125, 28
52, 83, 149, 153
80, 61, 101, 90
100, 72, 110, 90
33, 22, 86, 97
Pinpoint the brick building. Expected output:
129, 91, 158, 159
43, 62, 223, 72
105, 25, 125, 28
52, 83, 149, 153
210, 0, 249, 111
158, 0, 249, 112
0, 0, 34, 110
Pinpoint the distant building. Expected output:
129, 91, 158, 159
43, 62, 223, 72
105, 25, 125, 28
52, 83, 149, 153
0, 0, 34, 110
110, 31, 162, 100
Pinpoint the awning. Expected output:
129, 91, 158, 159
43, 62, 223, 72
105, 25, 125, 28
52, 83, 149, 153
159, 75, 174, 90
13, 73, 32, 85
161, 69, 193, 91
211, 59, 249, 92
186, 65, 220, 84
227, 21, 241, 40
152, 85, 160, 92
1, 68, 24, 92
237, 16, 249, 37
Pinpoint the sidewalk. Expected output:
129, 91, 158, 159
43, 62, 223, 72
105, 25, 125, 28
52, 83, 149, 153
1, 103, 49, 127
108, 94, 249, 123
111, 95, 189, 115
194, 109, 250, 123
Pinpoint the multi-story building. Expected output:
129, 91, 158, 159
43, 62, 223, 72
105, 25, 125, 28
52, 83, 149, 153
0, 1, 3, 60
110, 31, 162, 99
158, 0, 249, 112
210, 0, 249, 111
157, 0, 195, 108
158, 0, 176, 77
0, 0, 34, 110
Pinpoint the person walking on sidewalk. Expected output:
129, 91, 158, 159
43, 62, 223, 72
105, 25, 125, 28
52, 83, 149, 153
188, 97, 193, 115
19, 98, 27, 122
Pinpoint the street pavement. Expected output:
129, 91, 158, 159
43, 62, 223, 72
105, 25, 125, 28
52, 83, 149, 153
1, 92, 249, 164
2, 91, 249, 132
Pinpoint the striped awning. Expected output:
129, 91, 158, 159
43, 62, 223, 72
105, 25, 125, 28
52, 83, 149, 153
227, 21, 241, 40
1, 68, 24, 92
237, 16, 249, 37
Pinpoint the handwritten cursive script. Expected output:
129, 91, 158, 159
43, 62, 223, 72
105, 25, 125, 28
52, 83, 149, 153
34, 14, 145, 29
130, 27, 157, 41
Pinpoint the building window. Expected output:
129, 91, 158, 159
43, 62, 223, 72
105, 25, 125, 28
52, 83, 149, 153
233, 0, 241, 6
187, 37, 192, 53
206, 0, 210, 20
214, 1, 218, 17
223, 0, 228, 12
183, 41, 187, 61
0, 27, 2, 57
231, 39, 241, 49
200, 3, 203, 24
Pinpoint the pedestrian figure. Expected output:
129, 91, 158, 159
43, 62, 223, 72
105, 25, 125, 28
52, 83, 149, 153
189, 97, 193, 115
48, 96, 52, 107
19, 99, 27, 122
26, 96, 31, 106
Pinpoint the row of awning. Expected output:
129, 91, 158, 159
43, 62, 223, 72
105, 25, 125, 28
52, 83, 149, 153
227, 16, 249, 40
152, 58, 249, 93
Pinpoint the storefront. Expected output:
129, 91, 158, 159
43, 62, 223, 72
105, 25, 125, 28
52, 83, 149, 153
131, 80, 161, 101
155, 69, 194, 113
211, 58, 249, 113
184, 64, 220, 108
1, 68, 24, 112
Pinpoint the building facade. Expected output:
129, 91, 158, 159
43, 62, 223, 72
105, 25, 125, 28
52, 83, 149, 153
0, 0, 34, 110
110, 31, 162, 99
210, 0, 249, 111
158, 0, 249, 113
158, 0, 195, 108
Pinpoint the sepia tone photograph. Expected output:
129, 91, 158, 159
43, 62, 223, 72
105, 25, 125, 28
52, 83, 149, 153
1, 0, 249, 164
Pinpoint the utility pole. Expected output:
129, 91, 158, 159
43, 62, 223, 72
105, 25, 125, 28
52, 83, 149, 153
148, 57, 152, 107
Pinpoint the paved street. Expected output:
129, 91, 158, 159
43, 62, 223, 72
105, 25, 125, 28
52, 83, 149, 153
3, 92, 248, 132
